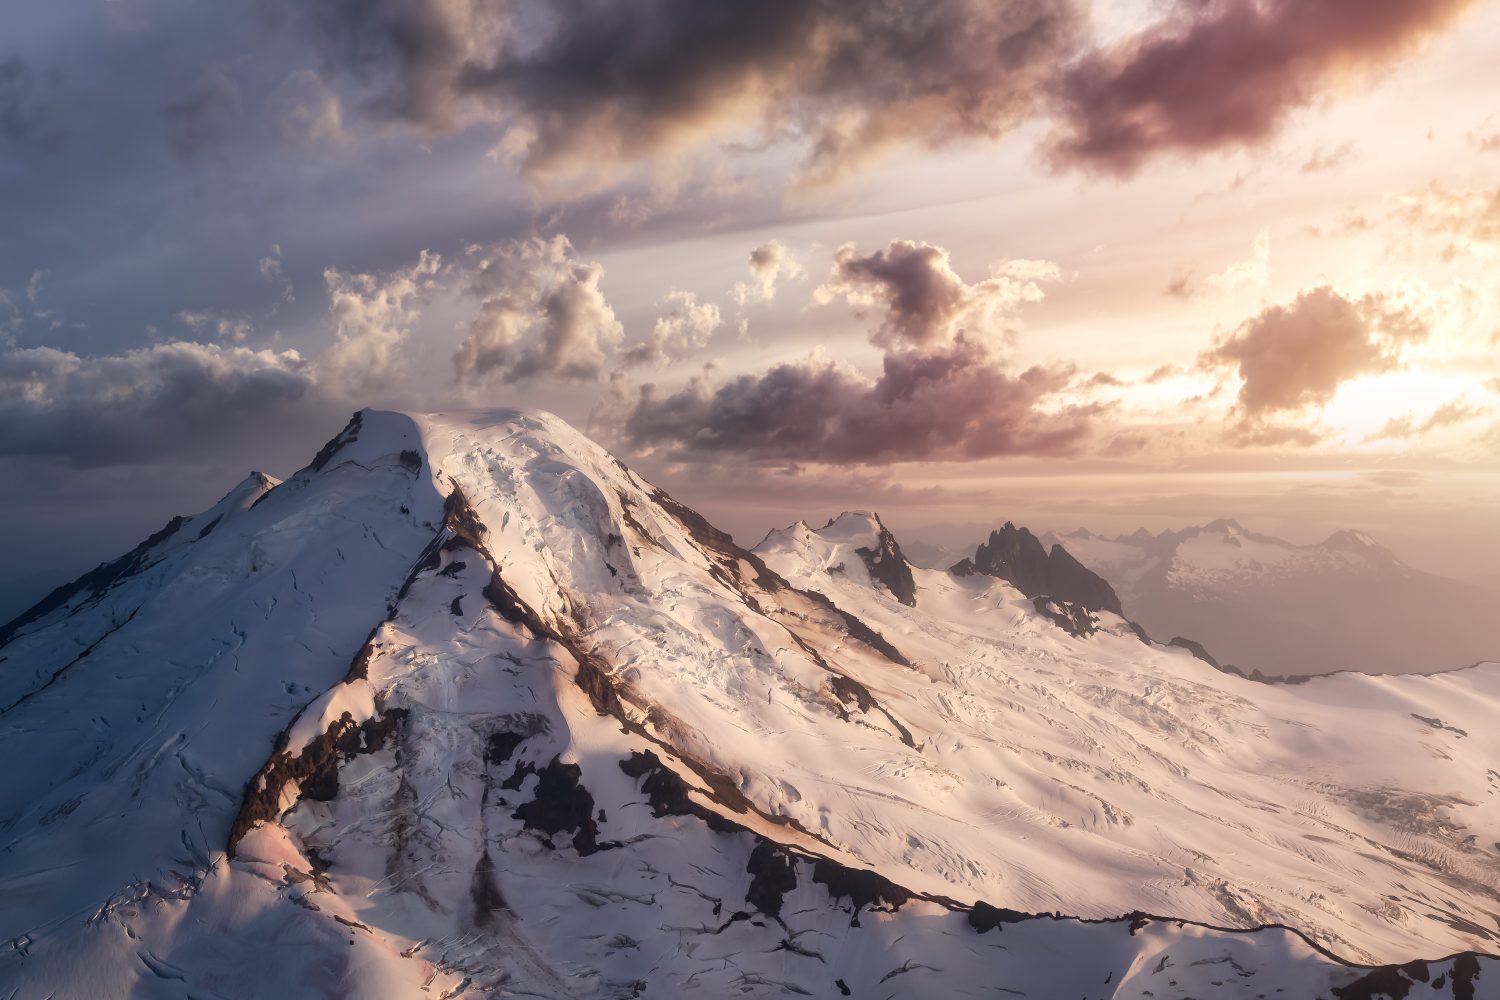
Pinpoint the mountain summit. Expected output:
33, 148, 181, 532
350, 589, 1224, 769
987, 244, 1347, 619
2, 409, 1497, 998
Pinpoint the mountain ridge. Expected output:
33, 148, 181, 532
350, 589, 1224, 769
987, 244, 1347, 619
3, 408, 1499, 998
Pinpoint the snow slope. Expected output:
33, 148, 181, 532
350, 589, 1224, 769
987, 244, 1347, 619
1, 409, 1497, 998
1042, 521, 1500, 677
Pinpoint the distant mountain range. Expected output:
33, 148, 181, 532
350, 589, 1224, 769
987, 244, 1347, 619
1039, 519, 1500, 677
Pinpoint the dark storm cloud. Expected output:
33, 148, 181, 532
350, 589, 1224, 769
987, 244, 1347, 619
286, 0, 1085, 186
621, 340, 1098, 464
1048, 0, 1477, 175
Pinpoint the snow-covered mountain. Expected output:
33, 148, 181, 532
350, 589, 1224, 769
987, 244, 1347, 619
2, 409, 1498, 999
1040, 520, 1500, 679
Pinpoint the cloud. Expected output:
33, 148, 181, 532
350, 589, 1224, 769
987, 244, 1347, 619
1202, 285, 1429, 442
619, 340, 1098, 464
0, 341, 315, 464
178, 310, 253, 344
816, 240, 1059, 350
259, 245, 294, 303
453, 235, 623, 383
319, 250, 442, 394
1364, 399, 1485, 442
730, 241, 800, 306
164, 66, 244, 158
268, 70, 346, 147
1205, 226, 1271, 296
1300, 141, 1358, 174
621, 290, 721, 369
0, 56, 66, 152
288, 0, 1083, 189
1396, 184, 1500, 249
1048, 0, 1477, 175
609, 239, 1092, 464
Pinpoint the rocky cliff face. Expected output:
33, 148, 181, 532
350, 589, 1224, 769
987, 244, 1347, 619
953, 522, 1124, 616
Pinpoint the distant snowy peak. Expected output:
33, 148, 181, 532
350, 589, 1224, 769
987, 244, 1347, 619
755, 509, 918, 607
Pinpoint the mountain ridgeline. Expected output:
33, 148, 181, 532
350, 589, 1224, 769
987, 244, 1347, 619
1, 409, 1497, 999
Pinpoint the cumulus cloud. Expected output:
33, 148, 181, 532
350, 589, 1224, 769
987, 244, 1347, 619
609, 239, 1091, 464
816, 240, 1059, 350
730, 241, 800, 306
1202, 285, 1429, 443
453, 236, 623, 383
0, 341, 314, 464
1048, 0, 1477, 175
319, 250, 441, 395
621, 290, 721, 369
287, 0, 1083, 188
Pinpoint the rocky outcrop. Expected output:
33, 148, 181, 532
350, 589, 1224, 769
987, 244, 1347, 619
855, 519, 917, 607
953, 522, 1124, 617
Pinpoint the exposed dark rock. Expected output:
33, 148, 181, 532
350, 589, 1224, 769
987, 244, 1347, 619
1033, 596, 1097, 638
398, 449, 422, 472
1168, 636, 1221, 670
745, 840, 799, 918
968, 900, 1031, 933
618, 750, 737, 834
449, 596, 463, 616
196, 516, 222, 539
1332, 956, 1460, 1000
852, 517, 917, 607
485, 731, 527, 766
810, 858, 910, 924
956, 522, 1124, 617
828, 675, 875, 713
469, 848, 508, 927
228, 707, 407, 854
511, 756, 602, 855
437, 561, 467, 578
306, 411, 362, 474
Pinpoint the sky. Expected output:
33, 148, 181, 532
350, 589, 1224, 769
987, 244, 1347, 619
3, 0, 1500, 618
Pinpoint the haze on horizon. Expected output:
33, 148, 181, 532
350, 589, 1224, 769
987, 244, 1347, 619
4, 0, 1500, 619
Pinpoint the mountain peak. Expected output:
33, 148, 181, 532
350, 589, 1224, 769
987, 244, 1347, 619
1321, 528, 1389, 555
6, 408, 1500, 997
954, 521, 1124, 619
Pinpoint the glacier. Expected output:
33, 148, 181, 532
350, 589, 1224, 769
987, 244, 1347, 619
0, 408, 1496, 998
